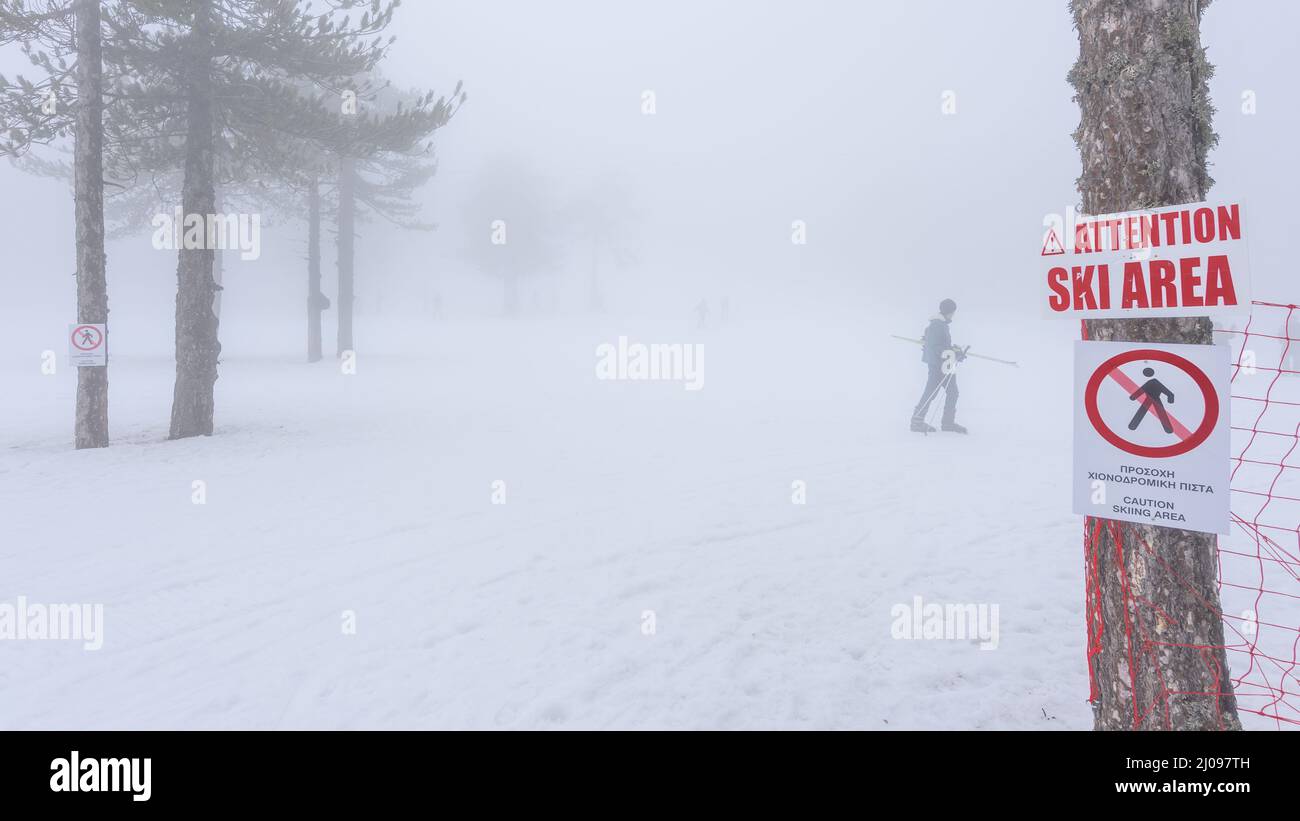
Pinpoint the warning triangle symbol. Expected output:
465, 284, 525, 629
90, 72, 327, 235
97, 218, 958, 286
1041, 227, 1065, 256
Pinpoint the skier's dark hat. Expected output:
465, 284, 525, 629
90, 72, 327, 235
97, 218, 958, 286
939, 298, 957, 315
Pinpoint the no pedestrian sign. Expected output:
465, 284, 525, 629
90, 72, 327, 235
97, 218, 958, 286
1040, 200, 1252, 319
1073, 340, 1230, 534
68, 323, 106, 367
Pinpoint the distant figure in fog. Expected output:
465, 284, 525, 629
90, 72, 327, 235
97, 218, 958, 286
694, 299, 710, 330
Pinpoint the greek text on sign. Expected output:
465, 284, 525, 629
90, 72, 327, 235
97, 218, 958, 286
1073, 340, 1230, 534
1041, 201, 1252, 319
68, 323, 106, 367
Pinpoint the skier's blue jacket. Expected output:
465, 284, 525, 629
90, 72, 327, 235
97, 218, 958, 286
920, 315, 953, 366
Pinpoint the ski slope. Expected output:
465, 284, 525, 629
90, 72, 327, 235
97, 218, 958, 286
0, 311, 1251, 729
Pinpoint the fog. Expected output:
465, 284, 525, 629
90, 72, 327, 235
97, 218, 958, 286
2, 1, 1295, 356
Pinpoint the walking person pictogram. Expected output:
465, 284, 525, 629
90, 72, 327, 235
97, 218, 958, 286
1128, 367, 1174, 434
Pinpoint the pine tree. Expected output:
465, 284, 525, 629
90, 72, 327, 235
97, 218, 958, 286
564, 174, 640, 313
71, 0, 107, 447
0, 0, 109, 448
105, 0, 410, 438
1069, 0, 1240, 730
461, 156, 558, 317
328, 76, 463, 356
307, 177, 326, 362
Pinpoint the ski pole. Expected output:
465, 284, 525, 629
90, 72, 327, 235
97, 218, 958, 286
889, 335, 1019, 367
924, 371, 954, 427
915, 369, 954, 426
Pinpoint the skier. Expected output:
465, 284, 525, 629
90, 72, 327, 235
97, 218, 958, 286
694, 299, 710, 330
910, 298, 967, 434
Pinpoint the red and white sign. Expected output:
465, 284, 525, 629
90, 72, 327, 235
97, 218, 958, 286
68, 323, 106, 367
1041, 200, 1252, 319
1073, 340, 1229, 534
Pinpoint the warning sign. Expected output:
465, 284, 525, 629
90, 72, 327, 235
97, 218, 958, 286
68, 323, 106, 367
1040, 200, 1252, 320
1073, 340, 1230, 534
1041, 227, 1064, 256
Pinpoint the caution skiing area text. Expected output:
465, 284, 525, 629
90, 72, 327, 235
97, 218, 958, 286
1073, 340, 1230, 534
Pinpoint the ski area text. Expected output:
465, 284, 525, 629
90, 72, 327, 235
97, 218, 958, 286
1039, 201, 1251, 320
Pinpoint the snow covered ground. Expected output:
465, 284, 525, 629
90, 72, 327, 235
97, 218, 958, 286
0, 310, 1290, 729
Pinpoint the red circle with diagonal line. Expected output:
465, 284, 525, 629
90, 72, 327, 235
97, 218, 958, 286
71, 325, 103, 351
1084, 348, 1217, 458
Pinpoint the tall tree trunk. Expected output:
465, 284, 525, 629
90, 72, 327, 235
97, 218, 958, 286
212, 186, 223, 321
168, 0, 220, 439
1071, 0, 1240, 730
336, 156, 355, 356
307, 178, 323, 363
73, 0, 107, 449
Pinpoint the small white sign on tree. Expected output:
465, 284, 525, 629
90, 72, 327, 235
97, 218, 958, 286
1073, 340, 1230, 534
68, 323, 107, 367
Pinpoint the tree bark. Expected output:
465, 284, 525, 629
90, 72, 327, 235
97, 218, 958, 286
212, 185, 224, 321
73, 0, 107, 449
336, 156, 355, 356
1071, 0, 1240, 730
307, 177, 323, 363
168, 0, 220, 439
